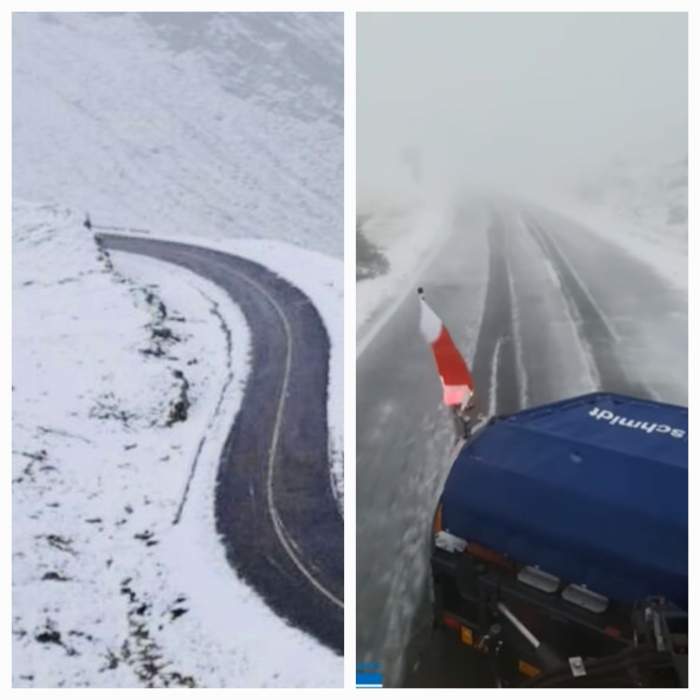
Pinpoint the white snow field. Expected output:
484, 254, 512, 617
553, 155, 688, 294
13, 12, 342, 258
13, 12, 343, 688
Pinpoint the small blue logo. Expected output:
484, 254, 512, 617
356, 662, 383, 688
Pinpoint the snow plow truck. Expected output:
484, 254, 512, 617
418, 292, 688, 687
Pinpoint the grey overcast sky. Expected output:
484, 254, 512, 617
357, 12, 687, 201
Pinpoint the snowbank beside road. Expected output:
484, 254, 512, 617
546, 193, 687, 296
520, 156, 688, 294
356, 196, 490, 361
12, 201, 342, 687
357, 197, 453, 350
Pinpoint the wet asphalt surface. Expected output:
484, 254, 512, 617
356, 200, 687, 686
100, 234, 343, 654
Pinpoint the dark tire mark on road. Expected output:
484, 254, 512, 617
100, 234, 343, 653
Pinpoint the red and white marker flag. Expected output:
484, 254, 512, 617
418, 288, 475, 407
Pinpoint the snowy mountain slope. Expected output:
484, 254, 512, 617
12, 13, 344, 685
13, 12, 342, 257
141, 12, 342, 126
552, 155, 688, 293
573, 156, 687, 248
12, 200, 342, 687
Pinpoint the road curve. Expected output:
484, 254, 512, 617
100, 234, 343, 653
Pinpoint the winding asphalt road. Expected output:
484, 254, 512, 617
356, 199, 687, 686
99, 234, 343, 654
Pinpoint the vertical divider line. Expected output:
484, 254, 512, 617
345, 7, 358, 689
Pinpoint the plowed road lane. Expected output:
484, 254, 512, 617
356, 200, 686, 685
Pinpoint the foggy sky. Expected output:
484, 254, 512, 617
357, 13, 687, 202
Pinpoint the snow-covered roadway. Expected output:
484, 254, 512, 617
101, 234, 344, 654
356, 198, 687, 686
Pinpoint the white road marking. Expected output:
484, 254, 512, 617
205, 255, 344, 611
504, 245, 529, 409
488, 336, 503, 417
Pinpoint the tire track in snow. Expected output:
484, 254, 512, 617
524, 216, 655, 401
471, 211, 522, 417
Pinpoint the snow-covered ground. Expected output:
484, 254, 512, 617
13, 11, 343, 689
356, 193, 477, 352
13, 12, 342, 258
551, 155, 688, 294
12, 201, 342, 687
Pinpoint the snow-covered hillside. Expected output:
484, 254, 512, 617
13, 12, 343, 688
12, 201, 343, 687
13, 12, 343, 257
573, 156, 687, 251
